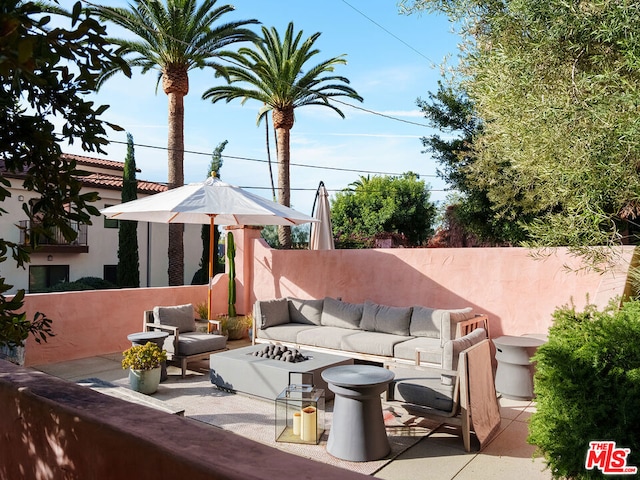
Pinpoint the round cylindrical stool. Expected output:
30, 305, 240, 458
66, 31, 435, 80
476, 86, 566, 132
321, 365, 395, 462
493, 335, 546, 400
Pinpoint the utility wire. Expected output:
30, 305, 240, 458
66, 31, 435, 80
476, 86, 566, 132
340, 0, 436, 65
78, 0, 433, 129
106, 138, 439, 178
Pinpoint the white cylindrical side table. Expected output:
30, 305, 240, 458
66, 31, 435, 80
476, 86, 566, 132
493, 335, 546, 400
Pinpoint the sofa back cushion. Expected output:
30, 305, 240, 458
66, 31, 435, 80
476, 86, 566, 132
442, 327, 487, 371
321, 297, 363, 330
361, 300, 412, 336
409, 306, 446, 339
255, 298, 290, 329
153, 304, 195, 333
288, 297, 324, 326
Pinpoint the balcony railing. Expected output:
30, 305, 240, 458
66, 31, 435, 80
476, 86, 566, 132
18, 220, 89, 253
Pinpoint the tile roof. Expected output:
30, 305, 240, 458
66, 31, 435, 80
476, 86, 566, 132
82, 172, 167, 194
62, 153, 141, 172
1, 153, 167, 195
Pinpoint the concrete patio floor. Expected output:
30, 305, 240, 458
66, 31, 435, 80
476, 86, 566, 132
34, 342, 552, 480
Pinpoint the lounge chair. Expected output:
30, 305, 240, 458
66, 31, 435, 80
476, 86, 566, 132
143, 304, 227, 378
386, 327, 501, 451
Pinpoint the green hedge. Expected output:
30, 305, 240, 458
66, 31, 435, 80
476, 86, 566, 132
528, 300, 640, 479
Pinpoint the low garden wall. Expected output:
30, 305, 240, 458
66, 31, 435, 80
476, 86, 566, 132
0, 359, 367, 480
20, 230, 637, 367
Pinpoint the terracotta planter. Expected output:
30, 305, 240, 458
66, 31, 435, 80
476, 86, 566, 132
128, 367, 161, 394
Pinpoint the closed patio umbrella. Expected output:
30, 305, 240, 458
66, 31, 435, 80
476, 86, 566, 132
101, 175, 316, 320
309, 181, 334, 250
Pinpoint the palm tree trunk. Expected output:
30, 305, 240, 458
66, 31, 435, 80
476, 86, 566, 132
276, 125, 292, 248
167, 91, 185, 285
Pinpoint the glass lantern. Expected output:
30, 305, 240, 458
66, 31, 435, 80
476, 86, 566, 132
275, 372, 325, 444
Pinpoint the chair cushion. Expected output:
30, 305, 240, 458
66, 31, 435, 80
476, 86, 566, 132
154, 304, 195, 333
176, 332, 226, 356
255, 298, 290, 329
320, 297, 363, 330
287, 297, 324, 325
443, 327, 487, 371
389, 366, 456, 412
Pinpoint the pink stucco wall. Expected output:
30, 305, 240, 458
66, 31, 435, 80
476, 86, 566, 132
23, 277, 228, 367
21, 226, 636, 367
240, 228, 635, 338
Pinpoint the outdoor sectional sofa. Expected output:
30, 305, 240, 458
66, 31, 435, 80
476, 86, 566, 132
252, 297, 489, 367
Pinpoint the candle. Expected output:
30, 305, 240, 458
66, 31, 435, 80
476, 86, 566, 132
292, 411, 301, 435
301, 406, 317, 442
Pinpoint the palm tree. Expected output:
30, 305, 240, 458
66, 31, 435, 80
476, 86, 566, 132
95, 0, 258, 285
202, 22, 363, 248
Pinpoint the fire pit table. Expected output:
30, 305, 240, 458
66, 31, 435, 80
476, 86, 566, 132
209, 344, 353, 400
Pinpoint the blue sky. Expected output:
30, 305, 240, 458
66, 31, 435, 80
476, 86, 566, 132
59, 0, 461, 217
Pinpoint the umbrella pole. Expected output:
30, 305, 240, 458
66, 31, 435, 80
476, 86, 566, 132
207, 215, 216, 330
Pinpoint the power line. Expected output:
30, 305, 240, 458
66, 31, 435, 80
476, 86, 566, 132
340, 0, 436, 65
106, 138, 439, 178
78, 0, 432, 129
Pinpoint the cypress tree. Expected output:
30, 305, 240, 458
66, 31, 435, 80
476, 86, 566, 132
117, 133, 140, 287
191, 141, 227, 285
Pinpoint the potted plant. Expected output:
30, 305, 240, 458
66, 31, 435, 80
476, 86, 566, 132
122, 342, 167, 394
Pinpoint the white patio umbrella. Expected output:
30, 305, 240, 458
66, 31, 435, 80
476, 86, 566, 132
309, 181, 335, 250
101, 175, 317, 320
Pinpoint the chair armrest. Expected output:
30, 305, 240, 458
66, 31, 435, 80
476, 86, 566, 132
455, 314, 489, 338
145, 322, 178, 334
415, 347, 441, 366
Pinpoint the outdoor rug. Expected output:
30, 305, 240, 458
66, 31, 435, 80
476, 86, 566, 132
136, 376, 443, 476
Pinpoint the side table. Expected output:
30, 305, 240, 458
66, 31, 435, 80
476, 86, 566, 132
127, 331, 170, 382
493, 335, 546, 400
321, 364, 395, 462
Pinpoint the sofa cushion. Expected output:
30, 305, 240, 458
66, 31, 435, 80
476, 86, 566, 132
287, 297, 324, 326
393, 337, 443, 365
442, 327, 487, 371
320, 297, 363, 330
296, 326, 358, 350
255, 298, 290, 329
154, 304, 195, 333
360, 300, 378, 331
409, 306, 445, 339
254, 324, 317, 343
376, 304, 412, 336
341, 331, 412, 357
359, 301, 412, 336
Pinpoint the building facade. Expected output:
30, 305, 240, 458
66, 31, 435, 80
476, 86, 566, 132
2, 153, 202, 294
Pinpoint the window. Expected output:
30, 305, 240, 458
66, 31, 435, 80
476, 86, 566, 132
29, 265, 69, 293
104, 265, 118, 285
104, 204, 119, 229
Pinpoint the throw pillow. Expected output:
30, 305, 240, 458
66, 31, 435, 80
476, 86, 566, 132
375, 304, 412, 336
320, 297, 363, 329
409, 306, 445, 338
153, 304, 195, 333
288, 297, 324, 325
256, 298, 290, 329
359, 300, 378, 331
